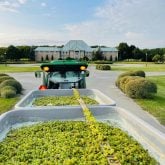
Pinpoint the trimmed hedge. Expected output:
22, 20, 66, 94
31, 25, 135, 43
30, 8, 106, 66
119, 70, 145, 78
125, 78, 157, 98
1, 88, 16, 98
96, 64, 111, 70
94, 61, 113, 64
116, 71, 157, 99
0, 85, 17, 92
0, 76, 14, 84
0, 79, 22, 94
0, 73, 9, 77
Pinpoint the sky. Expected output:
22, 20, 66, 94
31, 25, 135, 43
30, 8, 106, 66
0, 0, 165, 48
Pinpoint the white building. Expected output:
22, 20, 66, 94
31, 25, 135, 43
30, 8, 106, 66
34, 40, 118, 61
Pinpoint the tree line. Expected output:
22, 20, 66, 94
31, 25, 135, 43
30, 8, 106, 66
0, 43, 165, 63
0, 45, 36, 62
118, 42, 165, 63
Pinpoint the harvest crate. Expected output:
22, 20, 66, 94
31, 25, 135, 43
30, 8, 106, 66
15, 89, 116, 109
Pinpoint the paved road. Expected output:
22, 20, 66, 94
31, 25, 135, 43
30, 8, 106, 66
8, 66, 165, 133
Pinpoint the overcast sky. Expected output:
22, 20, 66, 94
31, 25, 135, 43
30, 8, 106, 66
0, 0, 165, 48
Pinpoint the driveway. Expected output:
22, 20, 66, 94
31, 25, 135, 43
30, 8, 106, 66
8, 66, 165, 133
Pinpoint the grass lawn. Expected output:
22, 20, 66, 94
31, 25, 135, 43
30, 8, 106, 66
0, 97, 20, 115
112, 63, 165, 72
0, 65, 40, 72
135, 76, 165, 125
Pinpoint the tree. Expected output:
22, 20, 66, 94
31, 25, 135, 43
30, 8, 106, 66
46, 55, 49, 61
118, 43, 129, 60
152, 54, 161, 63
92, 47, 103, 60
129, 45, 136, 59
0, 47, 7, 61
6, 45, 20, 61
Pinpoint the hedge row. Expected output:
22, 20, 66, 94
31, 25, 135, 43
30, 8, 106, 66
96, 64, 111, 70
116, 71, 157, 99
0, 74, 22, 98
94, 61, 113, 64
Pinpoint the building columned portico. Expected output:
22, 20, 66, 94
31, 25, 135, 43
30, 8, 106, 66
34, 40, 118, 61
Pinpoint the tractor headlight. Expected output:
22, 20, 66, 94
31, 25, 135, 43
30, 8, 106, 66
43, 66, 49, 71
80, 66, 86, 71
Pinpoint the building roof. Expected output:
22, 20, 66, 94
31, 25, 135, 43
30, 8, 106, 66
63, 40, 92, 52
35, 47, 61, 51
34, 40, 118, 52
101, 47, 118, 52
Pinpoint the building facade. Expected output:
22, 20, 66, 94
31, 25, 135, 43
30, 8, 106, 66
34, 40, 118, 61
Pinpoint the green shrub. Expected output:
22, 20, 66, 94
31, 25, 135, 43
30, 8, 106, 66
119, 70, 145, 78
0, 73, 9, 77
118, 76, 140, 92
0, 79, 22, 94
125, 79, 157, 98
96, 64, 111, 70
0, 85, 17, 92
0, 76, 14, 84
1, 89, 16, 98
94, 61, 113, 64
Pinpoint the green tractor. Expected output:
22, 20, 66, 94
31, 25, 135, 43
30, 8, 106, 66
35, 60, 89, 90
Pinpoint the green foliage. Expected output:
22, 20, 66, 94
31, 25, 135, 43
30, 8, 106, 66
116, 70, 145, 87
94, 61, 113, 64
125, 78, 157, 98
0, 85, 17, 92
1, 88, 16, 98
0, 76, 14, 84
117, 76, 140, 92
118, 70, 145, 78
0, 121, 156, 164
116, 71, 157, 99
0, 73, 9, 77
6, 45, 20, 61
92, 47, 103, 60
96, 64, 111, 70
152, 54, 161, 63
136, 76, 165, 125
0, 79, 22, 94
33, 96, 98, 106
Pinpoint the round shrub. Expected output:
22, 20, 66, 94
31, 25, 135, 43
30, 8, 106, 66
0, 76, 14, 84
133, 70, 145, 77
0, 79, 22, 94
119, 70, 145, 78
0, 73, 9, 77
96, 64, 111, 70
125, 79, 157, 99
1, 89, 16, 98
94, 61, 113, 64
0, 85, 17, 92
118, 76, 140, 92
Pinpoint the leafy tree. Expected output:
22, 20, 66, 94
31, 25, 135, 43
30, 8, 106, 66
0, 47, 7, 61
118, 43, 129, 60
6, 45, 20, 61
128, 45, 136, 59
152, 54, 161, 63
162, 54, 165, 63
46, 55, 49, 61
92, 47, 103, 60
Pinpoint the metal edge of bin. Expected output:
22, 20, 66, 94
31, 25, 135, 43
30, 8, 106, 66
15, 89, 116, 109
115, 107, 165, 164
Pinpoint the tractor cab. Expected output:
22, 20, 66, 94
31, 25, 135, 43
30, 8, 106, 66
35, 60, 89, 90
